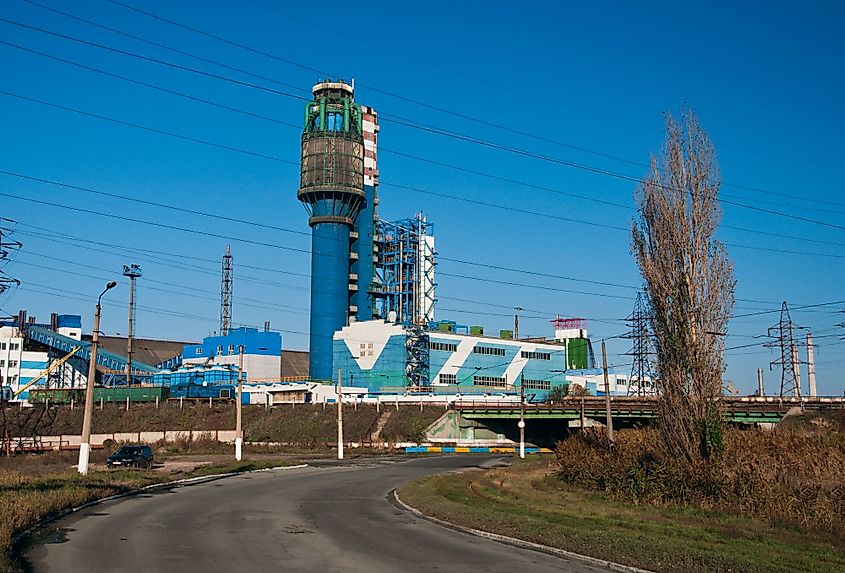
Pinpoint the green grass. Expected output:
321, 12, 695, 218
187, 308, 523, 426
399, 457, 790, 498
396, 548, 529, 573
399, 459, 845, 573
0, 455, 292, 573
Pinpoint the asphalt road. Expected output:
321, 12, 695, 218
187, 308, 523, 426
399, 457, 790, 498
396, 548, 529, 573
25, 456, 612, 572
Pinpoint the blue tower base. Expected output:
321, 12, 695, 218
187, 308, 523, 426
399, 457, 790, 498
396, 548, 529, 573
309, 222, 350, 381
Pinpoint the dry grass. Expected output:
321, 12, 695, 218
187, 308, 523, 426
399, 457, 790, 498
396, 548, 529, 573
555, 428, 845, 536
400, 459, 845, 573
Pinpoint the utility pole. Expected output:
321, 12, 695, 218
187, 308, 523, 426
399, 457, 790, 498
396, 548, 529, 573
601, 340, 614, 444
514, 306, 523, 340
518, 372, 525, 459
807, 332, 816, 398
122, 264, 141, 385
220, 245, 233, 336
337, 368, 344, 460
78, 281, 117, 475
235, 344, 244, 461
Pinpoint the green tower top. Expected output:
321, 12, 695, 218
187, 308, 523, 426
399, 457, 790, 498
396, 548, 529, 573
303, 79, 363, 136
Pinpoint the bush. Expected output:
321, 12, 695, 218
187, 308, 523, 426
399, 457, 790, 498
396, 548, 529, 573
406, 418, 428, 445
555, 428, 845, 535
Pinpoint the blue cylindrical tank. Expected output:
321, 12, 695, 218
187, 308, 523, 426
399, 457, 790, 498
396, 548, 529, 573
309, 221, 351, 381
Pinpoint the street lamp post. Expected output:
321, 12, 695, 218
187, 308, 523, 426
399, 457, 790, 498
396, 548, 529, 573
601, 339, 615, 444
78, 280, 117, 475
235, 344, 244, 461
518, 372, 526, 459
337, 368, 344, 460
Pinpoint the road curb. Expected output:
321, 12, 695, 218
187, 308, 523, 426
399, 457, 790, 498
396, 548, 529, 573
391, 489, 653, 573
12, 463, 309, 547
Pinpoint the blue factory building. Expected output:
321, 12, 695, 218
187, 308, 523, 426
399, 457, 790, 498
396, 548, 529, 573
182, 327, 282, 381
333, 319, 595, 400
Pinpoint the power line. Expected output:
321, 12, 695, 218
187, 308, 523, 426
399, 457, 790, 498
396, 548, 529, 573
107, 0, 845, 183
4, 172, 838, 314
2, 89, 843, 259
239, 0, 845, 174
4, 15, 844, 229
0, 90, 298, 167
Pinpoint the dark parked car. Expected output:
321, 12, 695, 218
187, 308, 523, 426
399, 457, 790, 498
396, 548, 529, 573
107, 445, 154, 469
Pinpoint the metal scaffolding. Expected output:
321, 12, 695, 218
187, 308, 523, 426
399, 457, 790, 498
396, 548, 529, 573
405, 324, 430, 389
374, 213, 436, 326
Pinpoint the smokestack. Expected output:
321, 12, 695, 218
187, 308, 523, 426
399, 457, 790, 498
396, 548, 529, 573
17, 309, 26, 335
264, 321, 270, 332
807, 332, 817, 398
757, 368, 764, 396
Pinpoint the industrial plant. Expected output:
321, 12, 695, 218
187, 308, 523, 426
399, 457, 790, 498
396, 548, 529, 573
0, 78, 650, 408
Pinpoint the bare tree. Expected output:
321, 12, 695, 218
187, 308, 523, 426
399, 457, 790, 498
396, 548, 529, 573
632, 107, 735, 463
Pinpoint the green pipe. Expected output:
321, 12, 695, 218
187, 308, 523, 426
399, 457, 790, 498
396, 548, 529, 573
343, 97, 350, 132
318, 97, 326, 132
351, 103, 362, 134
303, 102, 313, 130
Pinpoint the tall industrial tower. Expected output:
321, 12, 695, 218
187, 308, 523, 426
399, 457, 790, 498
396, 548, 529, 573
220, 245, 233, 336
298, 80, 366, 380
122, 264, 142, 385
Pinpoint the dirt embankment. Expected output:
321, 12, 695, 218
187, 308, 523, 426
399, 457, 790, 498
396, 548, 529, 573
21, 403, 445, 445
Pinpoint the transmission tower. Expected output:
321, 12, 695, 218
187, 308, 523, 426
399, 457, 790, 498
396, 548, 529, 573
220, 245, 233, 335
623, 292, 655, 396
122, 264, 142, 385
765, 301, 804, 399
0, 219, 22, 297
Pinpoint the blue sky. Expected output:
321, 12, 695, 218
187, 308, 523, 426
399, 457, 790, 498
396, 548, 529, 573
1, 0, 843, 395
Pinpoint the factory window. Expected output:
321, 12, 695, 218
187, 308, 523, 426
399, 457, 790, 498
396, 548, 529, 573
359, 350, 366, 357
473, 375, 506, 387
195, 348, 202, 355
438, 373, 457, 384
360, 343, 366, 349
521, 351, 551, 361
523, 379, 552, 390
8, 360, 17, 368
0, 342, 5, 350
473, 345, 505, 356
10, 343, 19, 351
368, 343, 373, 349
0, 360, 4, 367
228, 344, 235, 354
429, 342, 458, 352
368, 351, 373, 356
216, 345, 223, 355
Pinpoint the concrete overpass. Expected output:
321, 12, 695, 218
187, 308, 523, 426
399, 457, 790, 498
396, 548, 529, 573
453, 396, 845, 425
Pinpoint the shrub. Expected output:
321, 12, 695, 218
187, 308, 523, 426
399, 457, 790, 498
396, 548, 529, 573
555, 428, 845, 534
